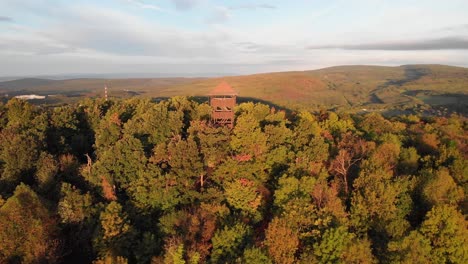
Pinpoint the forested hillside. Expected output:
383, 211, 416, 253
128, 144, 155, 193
0, 97, 467, 263
1, 65, 467, 115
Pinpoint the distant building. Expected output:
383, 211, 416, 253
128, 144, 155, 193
14, 94, 46, 100
209, 81, 237, 128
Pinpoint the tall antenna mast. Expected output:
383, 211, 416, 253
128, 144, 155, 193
104, 84, 108, 101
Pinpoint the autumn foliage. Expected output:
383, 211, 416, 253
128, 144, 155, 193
0, 97, 466, 263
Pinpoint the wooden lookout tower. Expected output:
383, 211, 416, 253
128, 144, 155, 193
209, 81, 237, 128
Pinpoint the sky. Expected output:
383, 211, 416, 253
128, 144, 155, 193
1, 0, 468, 77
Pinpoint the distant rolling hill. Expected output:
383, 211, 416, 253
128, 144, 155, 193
0, 78, 59, 90
1, 64, 467, 114
0, 77, 204, 95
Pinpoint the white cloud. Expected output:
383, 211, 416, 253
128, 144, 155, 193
206, 6, 231, 24
32, 6, 229, 58
228, 4, 276, 10
171, 0, 200, 11
125, 0, 170, 13
1, 0, 468, 76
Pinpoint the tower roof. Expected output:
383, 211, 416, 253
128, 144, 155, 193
209, 81, 238, 96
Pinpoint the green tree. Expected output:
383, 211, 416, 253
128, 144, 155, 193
274, 176, 346, 243
79, 98, 113, 131
449, 157, 468, 197
0, 102, 7, 129
134, 232, 161, 264
358, 113, 404, 139
167, 137, 204, 192
188, 121, 231, 169
312, 225, 376, 264
264, 123, 292, 149
321, 112, 356, 138
419, 205, 468, 263
224, 178, 263, 221
100, 202, 131, 240
421, 168, 464, 208
388, 231, 433, 264
398, 147, 419, 175
0, 184, 60, 263
127, 167, 182, 211
350, 157, 414, 257
292, 110, 321, 149
211, 223, 251, 263
93, 135, 147, 191
48, 106, 80, 154
58, 182, 93, 224
241, 247, 272, 264
163, 243, 186, 264
123, 99, 184, 149
313, 226, 353, 264
5, 98, 35, 130
231, 112, 267, 158
274, 175, 316, 209
94, 109, 126, 153
168, 96, 197, 131
35, 152, 59, 193
95, 201, 133, 258
0, 128, 39, 192
291, 136, 329, 178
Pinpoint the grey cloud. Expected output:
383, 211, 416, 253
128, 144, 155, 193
0, 35, 76, 55
267, 59, 305, 66
172, 0, 199, 11
439, 24, 468, 32
236, 42, 262, 51
0, 16, 13, 22
0, 44, 72, 56
307, 37, 468, 51
235, 42, 291, 54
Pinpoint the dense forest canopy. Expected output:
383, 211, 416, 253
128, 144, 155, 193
0, 97, 467, 263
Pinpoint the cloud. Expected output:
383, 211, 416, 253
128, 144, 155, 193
0, 32, 76, 55
0, 5, 226, 58
2, 1, 468, 77
307, 37, 468, 51
234, 42, 294, 55
0, 23, 80, 56
125, 0, 167, 12
236, 42, 262, 51
229, 4, 276, 10
438, 24, 468, 33
0, 16, 13, 22
205, 3, 276, 24
172, 0, 199, 11
27, 5, 247, 59
206, 6, 231, 24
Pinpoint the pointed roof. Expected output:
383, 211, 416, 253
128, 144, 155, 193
209, 81, 238, 96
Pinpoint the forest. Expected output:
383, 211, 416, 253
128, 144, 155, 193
0, 96, 466, 263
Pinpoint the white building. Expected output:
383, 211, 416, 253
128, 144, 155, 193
14, 94, 46, 100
